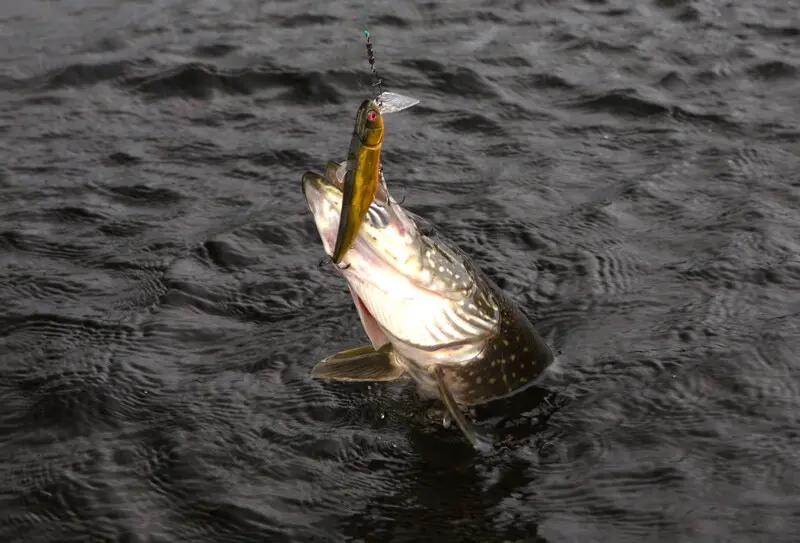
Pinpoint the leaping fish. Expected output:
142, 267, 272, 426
301, 165, 555, 451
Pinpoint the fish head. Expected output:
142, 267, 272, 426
354, 99, 384, 148
302, 167, 499, 366
302, 166, 415, 269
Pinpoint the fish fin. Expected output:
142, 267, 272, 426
431, 366, 493, 453
311, 344, 405, 382
324, 161, 345, 184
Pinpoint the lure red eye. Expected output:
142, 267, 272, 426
367, 109, 378, 121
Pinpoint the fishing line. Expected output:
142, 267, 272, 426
361, 4, 386, 103
363, 26, 385, 102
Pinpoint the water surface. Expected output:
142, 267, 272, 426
1, 1, 799, 541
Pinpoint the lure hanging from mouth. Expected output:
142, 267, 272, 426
328, 24, 419, 264
329, 91, 421, 264
330, 99, 385, 264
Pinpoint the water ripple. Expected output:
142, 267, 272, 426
1, 0, 799, 541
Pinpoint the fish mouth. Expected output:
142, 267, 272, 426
303, 170, 395, 270
302, 169, 392, 348
302, 169, 445, 298
302, 166, 393, 265
302, 167, 343, 197
302, 169, 346, 257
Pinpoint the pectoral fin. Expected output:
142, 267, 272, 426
431, 366, 493, 453
311, 344, 405, 382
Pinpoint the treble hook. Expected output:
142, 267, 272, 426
373, 166, 407, 207
396, 184, 407, 205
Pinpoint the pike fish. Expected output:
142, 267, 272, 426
301, 166, 554, 451
330, 99, 386, 264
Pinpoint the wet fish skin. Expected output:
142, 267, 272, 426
301, 167, 554, 451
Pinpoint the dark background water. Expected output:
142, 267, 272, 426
1, 0, 799, 542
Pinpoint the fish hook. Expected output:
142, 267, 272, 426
396, 185, 407, 205
377, 185, 407, 206
373, 166, 408, 207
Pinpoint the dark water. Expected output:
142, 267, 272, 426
2, 0, 800, 541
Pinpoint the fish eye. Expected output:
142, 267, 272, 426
366, 109, 378, 122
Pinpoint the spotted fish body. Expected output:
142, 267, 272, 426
379, 228, 553, 408
435, 283, 554, 406
301, 165, 554, 450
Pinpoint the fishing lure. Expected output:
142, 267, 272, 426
331, 98, 385, 264
329, 27, 419, 264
